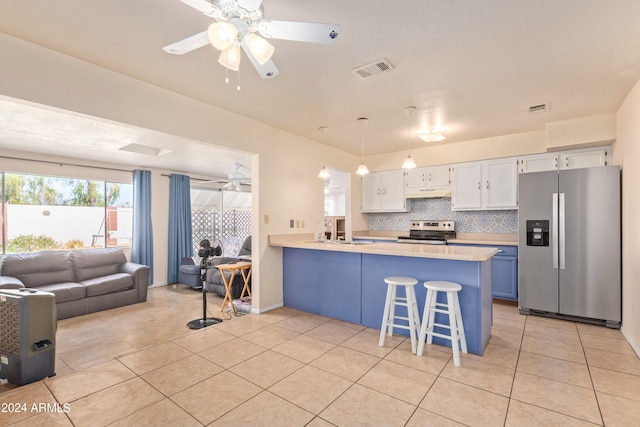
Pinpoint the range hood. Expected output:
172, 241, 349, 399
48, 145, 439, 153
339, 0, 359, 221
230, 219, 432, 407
406, 189, 452, 199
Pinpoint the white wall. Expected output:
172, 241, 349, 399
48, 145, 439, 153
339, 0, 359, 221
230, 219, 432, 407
366, 130, 547, 171
0, 33, 365, 312
615, 76, 640, 355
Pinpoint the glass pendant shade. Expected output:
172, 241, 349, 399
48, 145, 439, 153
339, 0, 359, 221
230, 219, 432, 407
402, 106, 417, 169
402, 155, 417, 169
245, 33, 275, 65
208, 22, 238, 50
218, 45, 241, 71
356, 163, 370, 175
318, 166, 330, 179
356, 117, 370, 175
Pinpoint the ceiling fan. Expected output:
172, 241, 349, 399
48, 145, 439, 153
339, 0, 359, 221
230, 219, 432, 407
163, 0, 342, 78
212, 163, 252, 191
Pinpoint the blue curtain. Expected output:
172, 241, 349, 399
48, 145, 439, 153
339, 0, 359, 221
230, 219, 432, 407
167, 174, 193, 283
131, 170, 154, 285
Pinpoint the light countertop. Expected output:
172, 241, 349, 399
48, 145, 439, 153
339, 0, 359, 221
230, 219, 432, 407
269, 234, 498, 262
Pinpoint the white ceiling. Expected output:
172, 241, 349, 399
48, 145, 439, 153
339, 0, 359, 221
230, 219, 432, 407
1, 0, 640, 175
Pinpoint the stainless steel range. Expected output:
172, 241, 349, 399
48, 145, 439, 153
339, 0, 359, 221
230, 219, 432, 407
397, 220, 456, 245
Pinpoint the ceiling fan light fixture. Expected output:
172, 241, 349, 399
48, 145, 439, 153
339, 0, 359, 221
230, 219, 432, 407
218, 44, 241, 71
418, 131, 446, 143
245, 33, 275, 65
208, 22, 238, 50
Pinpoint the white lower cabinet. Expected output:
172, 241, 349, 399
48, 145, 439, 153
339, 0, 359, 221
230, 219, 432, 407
452, 158, 518, 211
361, 170, 408, 212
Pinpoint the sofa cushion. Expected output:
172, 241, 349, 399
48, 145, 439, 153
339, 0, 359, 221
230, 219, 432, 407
0, 251, 75, 287
82, 273, 134, 297
72, 248, 127, 282
36, 282, 86, 303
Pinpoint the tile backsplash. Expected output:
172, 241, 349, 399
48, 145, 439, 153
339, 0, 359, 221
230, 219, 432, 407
368, 199, 518, 234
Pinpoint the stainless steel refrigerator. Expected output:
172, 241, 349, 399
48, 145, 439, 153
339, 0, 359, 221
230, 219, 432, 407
518, 166, 621, 328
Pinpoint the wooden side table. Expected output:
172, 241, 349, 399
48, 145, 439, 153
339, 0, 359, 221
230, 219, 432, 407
216, 261, 252, 316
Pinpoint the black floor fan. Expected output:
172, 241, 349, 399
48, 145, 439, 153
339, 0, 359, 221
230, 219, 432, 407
187, 240, 223, 329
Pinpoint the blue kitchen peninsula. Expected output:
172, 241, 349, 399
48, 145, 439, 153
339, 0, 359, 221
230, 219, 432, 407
269, 236, 498, 355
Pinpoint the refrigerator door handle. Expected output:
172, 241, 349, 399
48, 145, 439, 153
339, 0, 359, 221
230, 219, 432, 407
552, 193, 559, 269
559, 193, 566, 270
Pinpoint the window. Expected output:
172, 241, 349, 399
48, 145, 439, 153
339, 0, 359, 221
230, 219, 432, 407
1, 172, 133, 254
190, 188, 251, 256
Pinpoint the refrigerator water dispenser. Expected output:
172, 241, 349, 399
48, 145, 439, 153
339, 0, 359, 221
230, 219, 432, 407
526, 220, 549, 246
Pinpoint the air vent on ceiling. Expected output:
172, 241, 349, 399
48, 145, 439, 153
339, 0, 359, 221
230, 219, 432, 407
352, 58, 395, 79
529, 103, 549, 113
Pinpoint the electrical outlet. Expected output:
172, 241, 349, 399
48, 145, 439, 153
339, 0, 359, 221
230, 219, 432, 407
264, 214, 269, 225
301, 220, 305, 228
290, 219, 294, 228
295, 220, 300, 228
633, 303, 636, 314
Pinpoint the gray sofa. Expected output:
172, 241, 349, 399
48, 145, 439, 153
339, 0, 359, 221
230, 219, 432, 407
0, 248, 150, 320
179, 236, 251, 299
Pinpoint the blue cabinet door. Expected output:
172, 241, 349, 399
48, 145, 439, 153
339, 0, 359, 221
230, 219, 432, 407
491, 254, 518, 300
449, 244, 518, 300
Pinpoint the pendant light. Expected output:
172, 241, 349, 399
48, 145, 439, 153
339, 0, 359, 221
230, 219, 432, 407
402, 106, 417, 169
318, 126, 331, 179
356, 117, 370, 175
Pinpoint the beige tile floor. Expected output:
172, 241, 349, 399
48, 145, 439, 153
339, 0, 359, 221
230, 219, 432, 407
2, 285, 640, 426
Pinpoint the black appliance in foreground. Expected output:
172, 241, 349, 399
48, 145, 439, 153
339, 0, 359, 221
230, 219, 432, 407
397, 220, 456, 245
0, 288, 56, 385
187, 239, 223, 330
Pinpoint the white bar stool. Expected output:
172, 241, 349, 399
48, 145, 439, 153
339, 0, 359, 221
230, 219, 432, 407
379, 276, 421, 354
417, 281, 468, 367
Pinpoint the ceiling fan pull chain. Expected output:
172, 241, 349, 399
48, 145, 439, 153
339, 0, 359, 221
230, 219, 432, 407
236, 68, 241, 92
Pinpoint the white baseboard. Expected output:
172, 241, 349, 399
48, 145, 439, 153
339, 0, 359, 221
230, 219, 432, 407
251, 302, 284, 314
621, 326, 640, 357
149, 281, 169, 288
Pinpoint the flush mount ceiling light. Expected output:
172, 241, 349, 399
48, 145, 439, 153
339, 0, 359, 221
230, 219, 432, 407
318, 126, 331, 179
356, 118, 370, 176
163, 0, 342, 80
402, 106, 417, 169
418, 130, 446, 143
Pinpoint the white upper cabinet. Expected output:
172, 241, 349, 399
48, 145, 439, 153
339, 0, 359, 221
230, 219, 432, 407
427, 165, 452, 187
518, 146, 609, 173
406, 165, 451, 190
452, 158, 518, 211
517, 153, 558, 173
361, 170, 408, 212
559, 148, 609, 170
483, 158, 518, 209
406, 167, 428, 189
451, 162, 483, 210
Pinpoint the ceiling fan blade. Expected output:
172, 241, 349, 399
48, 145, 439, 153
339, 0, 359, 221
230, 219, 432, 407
163, 31, 210, 55
258, 20, 342, 44
237, 0, 263, 11
179, 0, 218, 16
241, 38, 279, 78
